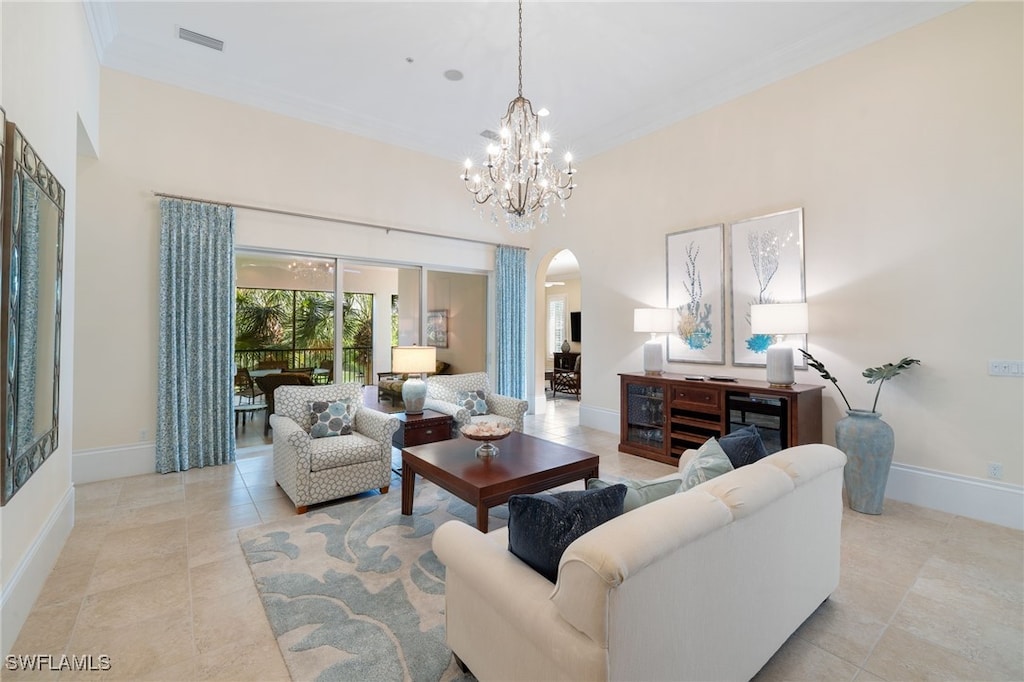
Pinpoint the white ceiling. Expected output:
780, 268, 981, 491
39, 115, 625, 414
84, 1, 962, 163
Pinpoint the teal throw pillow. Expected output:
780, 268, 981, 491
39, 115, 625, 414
719, 424, 769, 468
508, 484, 627, 583
308, 399, 353, 438
680, 438, 734, 490
455, 389, 489, 416
587, 477, 680, 512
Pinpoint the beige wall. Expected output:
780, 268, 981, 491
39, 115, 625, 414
530, 3, 1023, 485
428, 271, 488, 374
1, 0, 98, 655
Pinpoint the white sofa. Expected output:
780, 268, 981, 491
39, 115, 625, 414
433, 443, 847, 681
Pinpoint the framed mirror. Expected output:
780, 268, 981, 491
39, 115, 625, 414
0, 112, 66, 504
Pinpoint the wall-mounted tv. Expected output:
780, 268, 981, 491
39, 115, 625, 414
570, 311, 581, 343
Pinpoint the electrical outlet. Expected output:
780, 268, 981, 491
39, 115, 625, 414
988, 360, 1023, 376
139, 429, 148, 441
987, 462, 1004, 480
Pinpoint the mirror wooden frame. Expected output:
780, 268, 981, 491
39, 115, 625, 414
0, 111, 66, 505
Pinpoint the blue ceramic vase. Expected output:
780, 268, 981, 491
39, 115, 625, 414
835, 409, 894, 514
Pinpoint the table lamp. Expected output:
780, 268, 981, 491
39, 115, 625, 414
391, 345, 437, 414
749, 303, 808, 386
633, 308, 675, 375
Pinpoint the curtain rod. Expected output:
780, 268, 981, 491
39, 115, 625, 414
151, 191, 527, 250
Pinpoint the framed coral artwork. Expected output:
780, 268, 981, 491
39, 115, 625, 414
666, 224, 725, 364
427, 309, 448, 348
729, 208, 806, 367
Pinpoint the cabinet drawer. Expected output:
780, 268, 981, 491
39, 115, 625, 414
671, 386, 720, 410
402, 422, 451, 447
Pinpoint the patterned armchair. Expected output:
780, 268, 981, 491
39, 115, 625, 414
424, 372, 528, 435
270, 383, 400, 514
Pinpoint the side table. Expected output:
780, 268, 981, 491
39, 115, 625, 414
392, 409, 452, 449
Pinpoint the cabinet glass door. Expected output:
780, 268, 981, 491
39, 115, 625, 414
625, 383, 665, 448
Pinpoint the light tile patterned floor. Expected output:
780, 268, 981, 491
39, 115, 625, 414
9, 397, 1023, 680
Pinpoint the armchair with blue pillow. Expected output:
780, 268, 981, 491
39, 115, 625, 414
270, 382, 399, 514
424, 372, 528, 435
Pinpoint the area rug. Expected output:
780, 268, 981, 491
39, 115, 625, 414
238, 473, 507, 682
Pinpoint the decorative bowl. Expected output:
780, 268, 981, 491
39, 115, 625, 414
461, 420, 513, 458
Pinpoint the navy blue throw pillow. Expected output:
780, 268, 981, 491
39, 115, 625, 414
507, 484, 627, 583
718, 424, 769, 468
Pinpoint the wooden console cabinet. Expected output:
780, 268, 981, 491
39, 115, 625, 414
619, 372, 823, 466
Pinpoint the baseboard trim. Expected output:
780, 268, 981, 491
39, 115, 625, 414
580, 404, 618, 434
72, 442, 155, 485
1, 486, 74, 656
886, 462, 1023, 530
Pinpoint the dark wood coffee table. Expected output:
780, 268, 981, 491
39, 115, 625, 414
401, 432, 600, 532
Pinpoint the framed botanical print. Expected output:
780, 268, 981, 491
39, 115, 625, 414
426, 309, 448, 348
666, 224, 725, 364
729, 208, 806, 367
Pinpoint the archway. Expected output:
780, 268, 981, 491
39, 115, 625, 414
532, 249, 581, 418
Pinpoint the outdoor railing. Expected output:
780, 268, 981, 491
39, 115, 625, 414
234, 346, 373, 385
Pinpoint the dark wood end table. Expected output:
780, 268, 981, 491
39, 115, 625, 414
401, 432, 600, 532
392, 409, 452, 449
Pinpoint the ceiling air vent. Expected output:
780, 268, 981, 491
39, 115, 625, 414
480, 130, 500, 142
177, 26, 224, 52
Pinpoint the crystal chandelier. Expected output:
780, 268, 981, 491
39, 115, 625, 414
460, 0, 577, 233
287, 258, 334, 282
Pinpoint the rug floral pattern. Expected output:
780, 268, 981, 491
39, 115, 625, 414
238, 472, 507, 682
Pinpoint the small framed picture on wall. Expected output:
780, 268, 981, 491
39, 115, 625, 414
426, 309, 448, 348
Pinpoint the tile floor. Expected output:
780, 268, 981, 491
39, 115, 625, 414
9, 396, 1023, 681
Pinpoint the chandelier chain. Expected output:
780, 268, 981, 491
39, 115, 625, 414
517, 0, 523, 98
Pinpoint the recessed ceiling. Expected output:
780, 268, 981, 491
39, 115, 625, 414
84, 1, 963, 162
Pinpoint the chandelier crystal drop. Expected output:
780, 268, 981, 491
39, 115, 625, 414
460, 0, 577, 233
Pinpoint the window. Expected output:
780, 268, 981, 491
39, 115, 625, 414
547, 294, 567, 356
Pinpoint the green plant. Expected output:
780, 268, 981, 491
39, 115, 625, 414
800, 350, 920, 413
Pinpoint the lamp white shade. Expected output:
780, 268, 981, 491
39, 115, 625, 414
633, 308, 675, 334
633, 308, 673, 375
391, 345, 437, 374
749, 303, 809, 335
392, 346, 436, 414
749, 303, 808, 387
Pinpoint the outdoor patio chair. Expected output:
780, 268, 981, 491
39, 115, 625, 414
255, 372, 315, 436
234, 367, 264, 404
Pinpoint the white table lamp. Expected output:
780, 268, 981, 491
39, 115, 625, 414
633, 308, 675, 375
749, 303, 808, 386
391, 345, 437, 414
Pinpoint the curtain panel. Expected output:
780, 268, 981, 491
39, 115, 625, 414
495, 245, 527, 399
156, 199, 236, 473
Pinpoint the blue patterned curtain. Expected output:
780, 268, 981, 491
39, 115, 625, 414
495, 245, 527, 398
156, 199, 236, 473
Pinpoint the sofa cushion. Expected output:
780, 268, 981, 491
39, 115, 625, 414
719, 424, 769, 468
587, 477, 680, 512
507, 484, 627, 583
308, 399, 354, 438
679, 437, 734, 490
456, 389, 490, 416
